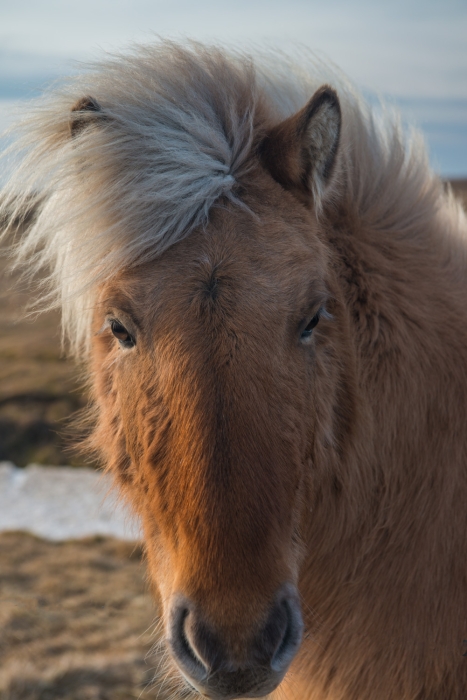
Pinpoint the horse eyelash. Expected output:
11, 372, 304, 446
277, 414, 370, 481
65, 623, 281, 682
95, 321, 110, 336
94, 317, 131, 339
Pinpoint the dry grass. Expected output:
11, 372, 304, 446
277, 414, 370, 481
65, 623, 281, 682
0, 532, 165, 700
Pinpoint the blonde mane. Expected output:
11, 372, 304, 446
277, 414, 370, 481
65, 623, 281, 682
1, 40, 463, 356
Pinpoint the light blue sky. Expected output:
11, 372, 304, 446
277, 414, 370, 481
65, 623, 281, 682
1, 0, 466, 175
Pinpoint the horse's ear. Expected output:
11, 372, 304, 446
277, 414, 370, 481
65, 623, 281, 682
70, 96, 103, 137
260, 86, 341, 205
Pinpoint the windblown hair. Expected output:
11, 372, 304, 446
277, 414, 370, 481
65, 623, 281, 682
0, 41, 461, 356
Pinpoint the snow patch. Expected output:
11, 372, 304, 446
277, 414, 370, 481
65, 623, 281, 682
0, 462, 142, 541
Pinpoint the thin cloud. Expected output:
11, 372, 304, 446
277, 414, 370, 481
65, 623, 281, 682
0, 0, 466, 97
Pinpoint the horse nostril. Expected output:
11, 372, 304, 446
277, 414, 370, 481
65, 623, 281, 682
270, 596, 304, 672
169, 602, 209, 682
258, 585, 304, 673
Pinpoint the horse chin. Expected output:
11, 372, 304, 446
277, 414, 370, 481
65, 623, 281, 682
172, 644, 287, 700
176, 665, 285, 700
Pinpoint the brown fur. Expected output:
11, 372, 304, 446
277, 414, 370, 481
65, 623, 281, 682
4, 42, 467, 700
87, 138, 467, 698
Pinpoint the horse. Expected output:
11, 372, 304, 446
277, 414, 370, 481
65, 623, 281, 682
1, 41, 467, 700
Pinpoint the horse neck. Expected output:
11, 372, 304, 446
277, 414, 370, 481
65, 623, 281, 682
313, 193, 467, 560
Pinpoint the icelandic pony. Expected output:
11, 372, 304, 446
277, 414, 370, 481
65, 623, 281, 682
1, 42, 467, 700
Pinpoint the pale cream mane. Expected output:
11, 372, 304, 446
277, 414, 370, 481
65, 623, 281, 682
1, 40, 463, 357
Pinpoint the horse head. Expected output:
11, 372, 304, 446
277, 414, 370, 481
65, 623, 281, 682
89, 86, 345, 698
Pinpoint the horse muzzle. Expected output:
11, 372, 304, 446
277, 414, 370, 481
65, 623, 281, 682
167, 583, 303, 699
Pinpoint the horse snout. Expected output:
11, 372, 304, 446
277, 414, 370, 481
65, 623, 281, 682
168, 585, 303, 698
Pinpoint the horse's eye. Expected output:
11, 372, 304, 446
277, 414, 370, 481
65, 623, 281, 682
300, 311, 321, 341
110, 320, 135, 348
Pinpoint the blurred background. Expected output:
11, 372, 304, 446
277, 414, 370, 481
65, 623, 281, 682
0, 2, 466, 699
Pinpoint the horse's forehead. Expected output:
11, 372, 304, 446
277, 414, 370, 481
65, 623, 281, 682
103, 201, 328, 340
143, 203, 325, 302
